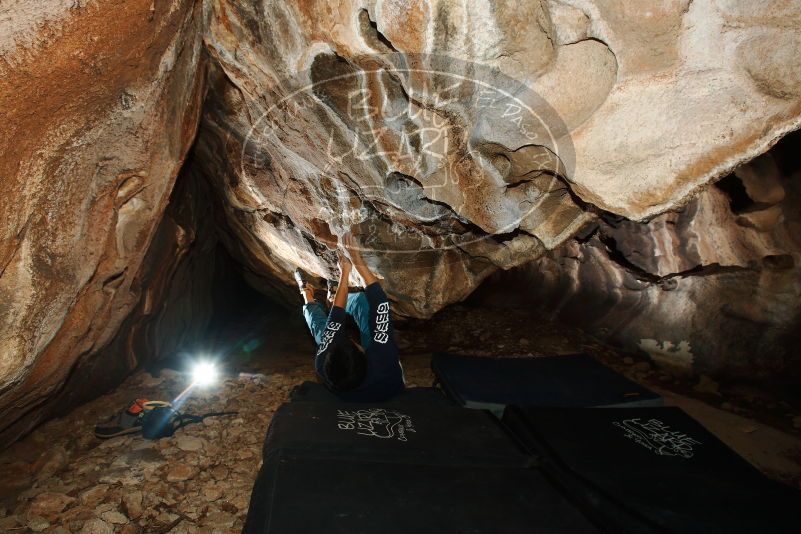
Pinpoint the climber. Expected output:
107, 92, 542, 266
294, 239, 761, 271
294, 233, 405, 401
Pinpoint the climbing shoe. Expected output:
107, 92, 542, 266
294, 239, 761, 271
93, 399, 171, 439
293, 268, 307, 288
326, 279, 337, 302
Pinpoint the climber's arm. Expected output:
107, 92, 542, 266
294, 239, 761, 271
332, 252, 352, 309
341, 232, 398, 350
313, 254, 353, 378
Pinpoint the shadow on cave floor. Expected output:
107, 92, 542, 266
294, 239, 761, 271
1, 278, 800, 531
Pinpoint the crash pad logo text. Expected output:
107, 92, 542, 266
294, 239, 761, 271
613, 418, 701, 459
336, 408, 415, 442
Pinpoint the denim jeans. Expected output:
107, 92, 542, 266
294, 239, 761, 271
303, 292, 372, 349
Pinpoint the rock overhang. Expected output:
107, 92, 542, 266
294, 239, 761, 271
2, 0, 801, 445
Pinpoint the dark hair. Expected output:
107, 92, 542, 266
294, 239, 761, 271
324, 339, 367, 391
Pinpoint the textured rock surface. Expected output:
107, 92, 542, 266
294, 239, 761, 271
199, 0, 801, 317
0, 0, 206, 445
2, 0, 801, 445
472, 133, 801, 383
563, 0, 801, 218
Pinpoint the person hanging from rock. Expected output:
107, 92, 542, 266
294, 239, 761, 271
294, 232, 405, 401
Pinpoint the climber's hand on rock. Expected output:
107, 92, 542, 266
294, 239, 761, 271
337, 250, 352, 273
341, 232, 362, 263
340, 232, 378, 286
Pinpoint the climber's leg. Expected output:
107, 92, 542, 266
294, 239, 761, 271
302, 301, 328, 346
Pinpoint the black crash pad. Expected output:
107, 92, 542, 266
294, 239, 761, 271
502, 406, 801, 533
432, 353, 661, 413
290, 380, 454, 406
243, 450, 599, 534
263, 401, 530, 468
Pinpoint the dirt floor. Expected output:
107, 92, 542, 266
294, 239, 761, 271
1, 300, 799, 533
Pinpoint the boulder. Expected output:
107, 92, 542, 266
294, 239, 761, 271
471, 142, 801, 383
0, 0, 206, 445
198, 0, 801, 317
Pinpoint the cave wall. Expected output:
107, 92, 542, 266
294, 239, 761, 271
195, 0, 801, 384
472, 134, 801, 384
17, 159, 226, 441
0, 0, 207, 445
197, 0, 801, 317
1, 0, 801, 444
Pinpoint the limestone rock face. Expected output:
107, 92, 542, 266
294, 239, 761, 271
199, 0, 801, 317
473, 140, 801, 383
0, 0, 206, 444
